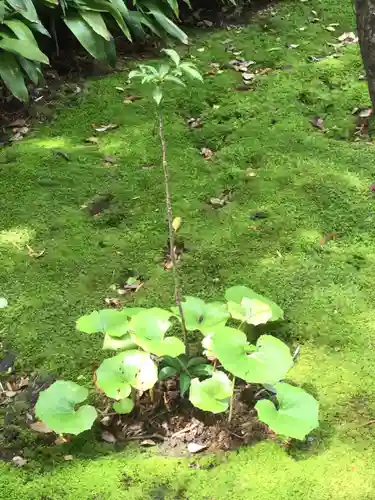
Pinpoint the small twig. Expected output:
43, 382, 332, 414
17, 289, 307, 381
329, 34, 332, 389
125, 433, 165, 441
360, 420, 375, 427
227, 430, 244, 440
228, 375, 236, 423
158, 111, 189, 355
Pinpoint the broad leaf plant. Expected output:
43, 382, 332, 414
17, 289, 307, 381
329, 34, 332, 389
35, 51, 319, 443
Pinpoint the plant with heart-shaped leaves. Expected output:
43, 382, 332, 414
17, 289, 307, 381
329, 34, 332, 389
35, 381, 97, 435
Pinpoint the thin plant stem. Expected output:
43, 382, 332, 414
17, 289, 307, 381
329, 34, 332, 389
158, 110, 189, 355
228, 375, 236, 423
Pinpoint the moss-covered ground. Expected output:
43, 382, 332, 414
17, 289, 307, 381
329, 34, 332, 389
2, 0, 375, 497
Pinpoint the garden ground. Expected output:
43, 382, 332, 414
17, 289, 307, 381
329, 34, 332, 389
1, 0, 375, 498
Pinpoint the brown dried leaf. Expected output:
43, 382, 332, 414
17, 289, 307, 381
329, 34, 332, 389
4, 391, 17, 398
140, 439, 156, 446
201, 147, 214, 160
55, 436, 68, 445
310, 116, 324, 130
101, 431, 117, 443
319, 233, 339, 246
359, 108, 372, 118
105, 298, 121, 308
26, 245, 45, 259
85, 136, 99, 144
103, 156, 117, 167
187, 117, 203, 129
187, 442, 208, 454
338, 32, 358, 44
64, 455, 74, 461
30, 421, 53, 434
16, 376, 29, 389
124, 95, 142, 104
92, 123, 118, 133
12, 456, 27, 467
8, 118, 27, 128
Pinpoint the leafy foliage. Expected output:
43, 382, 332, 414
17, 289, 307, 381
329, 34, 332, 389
129, 307, 185, 356
172, 296, 229, 334
255, 383, 319, 440
159, 354, 213, 395
95, 350, 157, 399
189, 371, 232, 413
36, 286, 319, 438
35, 381, 97, 435
76, 308, 143, 337
225, 286, 284, 325
0, 0, 190, 101
208, 329, 293, 385
113, 397, 134, 414
129, 48, 203, 105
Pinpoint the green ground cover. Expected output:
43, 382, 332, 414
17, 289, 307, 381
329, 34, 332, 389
2, 0, 375, 497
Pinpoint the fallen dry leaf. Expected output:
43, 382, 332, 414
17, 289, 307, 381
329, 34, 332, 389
16, 376, 29, 390
209, 191, 233, 208
12, 456, 27, 467
201, 147, 214, 160
124, 95, 142, 104
359, 108, 372, 118
187, 442, 208, 454
245, 168, 257, 178
115, 86, 125, 92
27, 245, 45, 259
319, 233, 339, 246
101, 431, 117, 443
85, 136, 99, 144
55, 436, 68, 445
117, 276, 143, 295
105, 298, 121, 308
103, 155, 117, 167
172, 217, 182, 232
4, 391, 17, 398
101, 416, 111, 427
92, 123, 118, 133
163, 241, 185, 270
255, 67, 273, 76
338, 32, 358, 45
8, 118, 28, 128
64, 455, 74, 461
187, 117, 203, 129
30, 421, 53, 434
140, 439, 156, 446
310, 116, 325, 130
242, 72, 255, 82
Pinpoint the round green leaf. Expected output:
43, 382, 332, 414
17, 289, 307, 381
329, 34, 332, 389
77, 308, 143, 337
189, 371, 232, 414
159, 366, 178, 381
113, 397, 134, 414
255, 382, 319, 440
96, 350, 157, 399
226, 286, 284, 325
173, 297, 229, 334
102, 333, 137, 351
35, 381, 97, 435
129, 308, 185, 357
209, 329, 293, 385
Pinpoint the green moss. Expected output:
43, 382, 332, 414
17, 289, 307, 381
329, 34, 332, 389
1, 0, 375, 497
